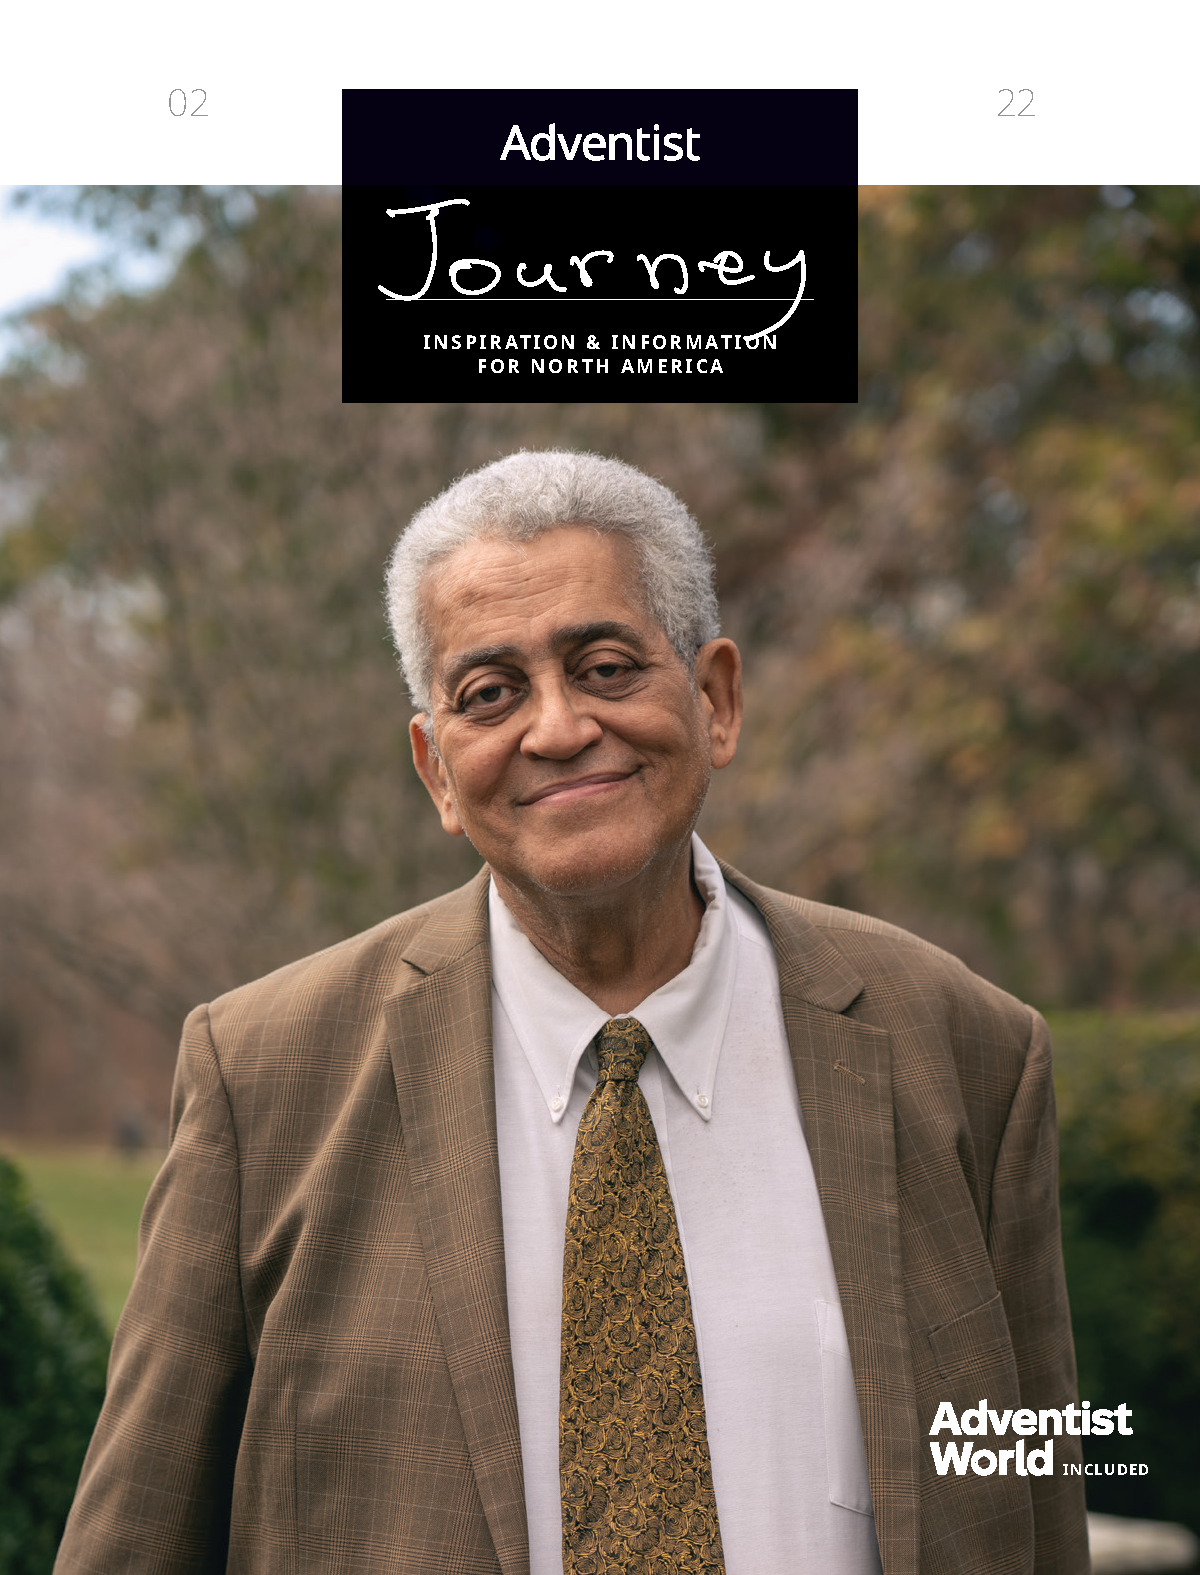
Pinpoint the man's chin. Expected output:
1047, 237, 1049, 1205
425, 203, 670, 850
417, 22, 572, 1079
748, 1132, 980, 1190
489, 834, 675, 904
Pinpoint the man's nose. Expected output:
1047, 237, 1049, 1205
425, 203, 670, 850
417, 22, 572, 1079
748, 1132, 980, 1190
519, 680, 603, 758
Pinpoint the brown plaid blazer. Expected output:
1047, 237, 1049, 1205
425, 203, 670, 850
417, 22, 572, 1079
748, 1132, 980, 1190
55, 864, 1089, 1575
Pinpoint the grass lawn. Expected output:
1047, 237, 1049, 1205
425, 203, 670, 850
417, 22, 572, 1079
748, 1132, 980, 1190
1, 1145, 164, 1332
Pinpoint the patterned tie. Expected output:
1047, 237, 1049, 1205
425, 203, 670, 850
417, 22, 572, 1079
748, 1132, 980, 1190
560, 1016, 725, 1574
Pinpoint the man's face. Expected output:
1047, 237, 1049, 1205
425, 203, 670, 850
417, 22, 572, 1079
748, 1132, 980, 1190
410, 525, 740, 902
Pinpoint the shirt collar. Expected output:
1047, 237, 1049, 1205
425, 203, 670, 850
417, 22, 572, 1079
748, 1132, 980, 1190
488, 835, 738, 1125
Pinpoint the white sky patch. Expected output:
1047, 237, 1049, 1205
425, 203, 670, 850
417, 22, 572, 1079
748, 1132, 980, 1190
0, 187, 190, 371
0, 188, 109, 318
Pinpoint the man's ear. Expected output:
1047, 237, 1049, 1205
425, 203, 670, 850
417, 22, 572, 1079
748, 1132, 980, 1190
693, 639, 743, 770
409, 715, 466, 836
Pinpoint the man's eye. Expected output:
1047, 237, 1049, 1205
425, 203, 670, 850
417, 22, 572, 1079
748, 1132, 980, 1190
582, 659, 633, 683
461, 681, 514, 711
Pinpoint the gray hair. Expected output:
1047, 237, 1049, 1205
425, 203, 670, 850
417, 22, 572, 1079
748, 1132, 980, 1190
386, 450, 720, 714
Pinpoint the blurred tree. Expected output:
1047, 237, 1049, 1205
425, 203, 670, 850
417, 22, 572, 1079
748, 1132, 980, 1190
706, 187, 1200, 1006
1, 186, 1198, 1035
0, 188, 476, 1028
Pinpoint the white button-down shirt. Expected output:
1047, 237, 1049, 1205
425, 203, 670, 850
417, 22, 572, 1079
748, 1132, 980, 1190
490, 835, 883, 1575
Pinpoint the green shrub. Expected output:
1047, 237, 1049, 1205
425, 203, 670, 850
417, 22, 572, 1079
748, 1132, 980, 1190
0, 1155, 110, 1574
1051, 1010, 1200, 1531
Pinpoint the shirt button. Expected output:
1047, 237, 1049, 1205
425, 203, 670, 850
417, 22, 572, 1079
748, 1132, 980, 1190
696, 1094, 709, 1109
551, 1096, 564, 1112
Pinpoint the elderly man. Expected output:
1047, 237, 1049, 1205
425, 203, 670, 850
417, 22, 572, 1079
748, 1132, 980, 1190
56, 452, 1088, 1575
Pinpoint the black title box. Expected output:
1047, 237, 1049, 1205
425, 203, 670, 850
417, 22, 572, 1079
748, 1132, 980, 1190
342, 90, 857, 401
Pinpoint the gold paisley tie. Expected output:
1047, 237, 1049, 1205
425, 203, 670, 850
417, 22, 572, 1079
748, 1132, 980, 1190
560, 1016, 725, 1575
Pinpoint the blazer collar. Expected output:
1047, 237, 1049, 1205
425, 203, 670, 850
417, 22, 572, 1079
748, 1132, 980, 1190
719, 861, 865, 1012
397, 861, 869, 1008
397, 865, 492, 975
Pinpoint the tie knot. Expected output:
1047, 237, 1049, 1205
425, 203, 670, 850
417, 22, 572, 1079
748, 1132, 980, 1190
595, 1018, 651, 1084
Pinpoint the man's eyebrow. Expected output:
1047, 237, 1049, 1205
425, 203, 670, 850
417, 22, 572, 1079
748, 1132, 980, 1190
438, 622, 647, 693
440, 644, 521, 692
551, 620, 646, 649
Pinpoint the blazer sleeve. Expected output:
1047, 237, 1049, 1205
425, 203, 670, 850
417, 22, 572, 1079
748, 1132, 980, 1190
55, 1005, 252, 1574
987, 1008, 1090, 1575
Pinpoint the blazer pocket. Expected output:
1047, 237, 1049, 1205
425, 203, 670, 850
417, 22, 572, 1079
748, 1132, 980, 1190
815, 1299, 873, 1516
926, 1291, 1013, 1381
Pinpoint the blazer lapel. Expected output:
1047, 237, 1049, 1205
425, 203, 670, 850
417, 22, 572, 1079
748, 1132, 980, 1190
722, 865, 919, 1575
384, 873, 529, 1575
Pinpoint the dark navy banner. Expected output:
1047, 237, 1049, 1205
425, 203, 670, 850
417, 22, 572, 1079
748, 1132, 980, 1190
342, 90, 856, 400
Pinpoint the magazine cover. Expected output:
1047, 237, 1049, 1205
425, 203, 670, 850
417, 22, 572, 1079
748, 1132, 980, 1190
0, 68, 1198, 1575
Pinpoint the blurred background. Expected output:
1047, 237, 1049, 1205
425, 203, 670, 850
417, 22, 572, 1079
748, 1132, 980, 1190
0, 185, 1198, 1566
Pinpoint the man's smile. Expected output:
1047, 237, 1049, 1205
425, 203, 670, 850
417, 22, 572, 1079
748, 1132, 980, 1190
520, 770, 636, 807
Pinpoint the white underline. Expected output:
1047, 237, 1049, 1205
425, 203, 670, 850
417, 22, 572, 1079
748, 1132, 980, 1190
399, 297, 811, 303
